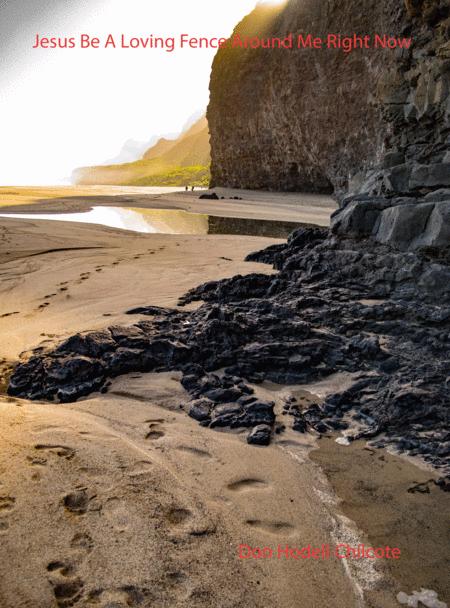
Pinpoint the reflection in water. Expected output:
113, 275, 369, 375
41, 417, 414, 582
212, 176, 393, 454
0, 207, 162, 233
0, 206, 306, 238
130, 208, 209, 234
207, 216, 302, 238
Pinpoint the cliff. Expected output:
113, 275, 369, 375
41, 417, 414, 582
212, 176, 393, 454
208, 0, 449, 199
142, 117, 209, 165
73, 116, 210, 187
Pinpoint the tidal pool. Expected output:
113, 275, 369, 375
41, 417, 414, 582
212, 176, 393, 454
0, 206, 307, 238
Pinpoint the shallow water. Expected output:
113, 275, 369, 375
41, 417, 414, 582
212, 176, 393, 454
0, 205, 304, 238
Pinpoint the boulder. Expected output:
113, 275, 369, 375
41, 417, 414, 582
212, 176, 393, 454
188, 399, 213, 422
424, 188, 450, 202
409, 163, 450, 190
331, 198, 397, 238
384, 164, 412, 193
374, 203, 434, 249
247, 425, 272, 446
414, 201, 450, 248
210, 403, 243, 428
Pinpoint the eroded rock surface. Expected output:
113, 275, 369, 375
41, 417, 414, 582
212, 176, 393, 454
208, 0, 449, 199
332, 190, 450, 251
8, 227, 450, 479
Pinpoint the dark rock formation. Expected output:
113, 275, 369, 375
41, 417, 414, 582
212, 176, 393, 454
247, 425, 272, 446
199, 192, 219, 200
331, 191, 450, 251
208, 0, 449, 199
8, 227, 450, 479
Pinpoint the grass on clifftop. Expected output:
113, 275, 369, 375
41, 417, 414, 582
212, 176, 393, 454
73, 116, 211, 188
73, 160, 210, 187
128, 164, 210, 187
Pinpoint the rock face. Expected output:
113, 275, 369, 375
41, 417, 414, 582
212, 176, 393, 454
331, 190, 450, 251
8, 227, 450, 479
208, 0, 449, 199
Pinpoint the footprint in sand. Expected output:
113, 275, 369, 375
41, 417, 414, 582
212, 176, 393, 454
227, 478, 270, 492
47, 533, 93, 605
166, 571, 194, 602
177, 446, 212, 460
126, 460, 153, 478
0, 496, 16, 513
103, 497, 130, 532
0, 311, 19, 318
47, 560, 76, 577
30, 469, 43, 482
0, 495, 15, 534
166, 507, 192, 526
76, 272, 91, 284
245, 519, 295, 535
165, 506, 216, 537
63, 489, 91, 515
47, 560, 84, 608
167, 570, 188, 584
70, 532, 94, 553
145, 421, 165, 441
0, 520, 9, 533
164, 507, 217, 536
34, 444, 76, 461
49, 578, 84, 608
146, 429, 165, 440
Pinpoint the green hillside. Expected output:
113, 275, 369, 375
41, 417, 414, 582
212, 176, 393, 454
73, 116, 210, 187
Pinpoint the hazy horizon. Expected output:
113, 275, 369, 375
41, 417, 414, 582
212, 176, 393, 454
0, 0, 260, 185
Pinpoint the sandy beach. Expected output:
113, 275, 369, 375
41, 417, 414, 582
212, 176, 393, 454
0, 185, 335, 225
0, 188, 448, 608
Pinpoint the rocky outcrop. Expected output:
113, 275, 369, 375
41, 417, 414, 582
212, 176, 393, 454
331, 189, 450, 251
208, 0, 449, 199
8, 227, 450, 478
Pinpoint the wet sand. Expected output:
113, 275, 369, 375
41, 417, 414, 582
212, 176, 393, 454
0, 192, 448, 608
311, 438, 450, 603
0, 185, 336, 226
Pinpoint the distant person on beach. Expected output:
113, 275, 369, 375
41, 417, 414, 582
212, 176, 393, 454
191, 186, 195, 191
185, 185, 188, 191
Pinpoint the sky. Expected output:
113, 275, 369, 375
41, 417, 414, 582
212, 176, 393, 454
0, 0, 262, 185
